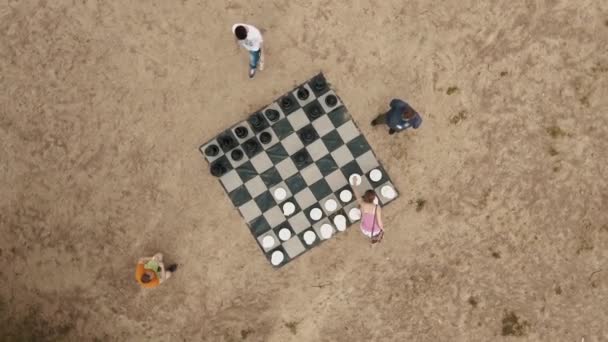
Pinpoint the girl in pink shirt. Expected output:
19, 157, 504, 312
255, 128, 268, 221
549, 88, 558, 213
356, 190, 384, 239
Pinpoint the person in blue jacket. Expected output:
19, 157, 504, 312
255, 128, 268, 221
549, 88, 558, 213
371, 99, 423, 135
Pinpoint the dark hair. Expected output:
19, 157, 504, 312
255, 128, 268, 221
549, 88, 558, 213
403, 107, 416, 119
362, 190, 376, 203
141, 273, 152, 283
234, 26, 247, 40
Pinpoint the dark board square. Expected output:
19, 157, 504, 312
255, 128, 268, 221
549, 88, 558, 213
209, 155, 233, 177
321, 130, 344, 152
249, 216, 271, 237
229, 186, 252, 207
217, 130, 239, 152
309, 179, 333, 200
366, 165, 388, 186
260, 167, 282, 187
266, 143, 289, 164
297, 124, 320, 146
248, 112, 270, 133
291, 148, 313, 170
242, 137, 262, 158
327, 107, 351, 127
346, 135, 371, 158
315, 154, 338, 176
278, 92, 301, 115
341, 160, 363, 180
303, 100, 325, 122
235, 161, 257, 183
286, 173, 307, 194
272, 118, 294, 139
308, 73, 330, 97
254, 191, 277, 213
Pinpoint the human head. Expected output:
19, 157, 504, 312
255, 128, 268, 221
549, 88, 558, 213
234, 25, 247, 40
403, 107, 416, 119
141, 273, 152, 283
362, 190, 376, 203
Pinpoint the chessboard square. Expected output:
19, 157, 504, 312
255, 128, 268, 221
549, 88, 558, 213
276, 158, 298, 179
283, 236, 306, 258
285, 173, 307, 194
297, 124, 320, 146
293, 83, 316, 107
269, 182, 292, 203
263, 206, 285, 228
209, 155, 233, 178
375, 181, 399, 206
325, 169, 348, 191
300, 164, 323, 185
337, 120, 359, 143
200, 140, 223, 162
226, 146, 249, 168
327, 107, 351, 128
263, 102, 285, 124
217, 130, 239, 152
320, 193, 342, 216
250, 152, 273, 173
260, 167, 282, 187
310, 179, 332, 200
346, 135, 371, 158
341, 160, 364, 181
286, 109, 310, 131
303, 100, 326, 122
311, 115, 334, 137
279, 197, 301, 217
231, 122, 254, 143
244, 176, 267, 198
247, 112, 271, 133
305, 139, 329, 161
308, 73, 330, 97
235, 161, 257, 183
356, 150, 380, 173
331, 145, 354, 167
272, 221, 294, 237
291, 148, 313, 170
298, 228, 321, 248
366, 165, 388, 185
257, 230, 279, 251
312, 218, 334, 238
272, 118, 294, 139
315, 154, 338, 176
229, 185, 252, 207
278, 92, 301, 115
242, 137, 263, 158
266, 143, 289, 164
342, 202, 361, 224
249, 215, 271, 237
254, 191, 277, 213
321, 130, 344, 152
352, 175, 372, 198
220, 169, 243, 193
238, 200, 262, 223
335, 184, 356, 205
294, 188, 316, 210
288, 211, 311, 234
319, 91, 343, 113
257, 128, 279, 149
282, 133, 305, 155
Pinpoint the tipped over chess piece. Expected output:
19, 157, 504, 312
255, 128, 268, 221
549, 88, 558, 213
265, 109, 279, 122
204, 144, 219, 157
235, 126, 248, 139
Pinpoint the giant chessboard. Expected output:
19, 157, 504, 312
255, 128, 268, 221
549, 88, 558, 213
199, 73, 399, 267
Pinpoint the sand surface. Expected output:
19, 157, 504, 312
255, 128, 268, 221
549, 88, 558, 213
1, 0, 608, 341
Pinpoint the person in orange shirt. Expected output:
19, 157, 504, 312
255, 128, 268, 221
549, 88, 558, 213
135, 253, 178, 288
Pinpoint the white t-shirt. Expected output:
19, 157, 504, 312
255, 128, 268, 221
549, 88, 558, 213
232, 23, 263, 51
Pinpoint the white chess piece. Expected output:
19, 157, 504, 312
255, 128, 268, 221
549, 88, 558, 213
282, 202, 295, 216
303, 231, 316, 245
333, 215, 347, 231
310, 208, 322, 221
320, 224, 333, 239
370, 169, 382, 182
381, 185, 396, 199
262, 235, 275, 249
271, 250, 284, 266
278, 228, 291, 241
324, 199, 337, 212
349, 174, 361, 186
339, 189, 352, 202
274, 187, 287, 201
348, 207, 361, 221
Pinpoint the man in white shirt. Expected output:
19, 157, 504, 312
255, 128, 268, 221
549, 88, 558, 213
232, 23, 264, 78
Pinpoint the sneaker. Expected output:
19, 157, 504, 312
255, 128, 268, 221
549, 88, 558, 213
167, 264, 178, 272
388, 128, 396, 135
249, 68, 256, 78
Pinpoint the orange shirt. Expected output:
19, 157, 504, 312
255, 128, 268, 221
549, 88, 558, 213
135, 262, 160, 288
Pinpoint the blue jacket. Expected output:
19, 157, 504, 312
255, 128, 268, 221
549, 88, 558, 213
386, 99, 422, 132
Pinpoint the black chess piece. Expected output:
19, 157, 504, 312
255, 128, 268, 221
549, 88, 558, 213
250, 113, 264, 129
300, 127, 316, 144
309, 104, 322, 119
244, 139, 259, 154
297, 87, 309, 100
235, 126, 248, 138
265, 109, 279, 122
325, 95, 338, 107
259, 132, 272, 144
280, 96, 293, 110
294, 151, 307, 164
231, 149, 243, 161
313, 76, 326, 91
210, 162, 226, 177
204, 144, 219, 157
219, 135, 236, 150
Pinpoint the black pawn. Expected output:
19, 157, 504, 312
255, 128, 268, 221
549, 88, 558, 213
210, 163, 226, 177
235, 126, 248, 138
259, 132, 272, 144
313, 77, 326, 91
294, 151, 308, 165
231, 149, 243, 161
301, 129, 315, 144
219, 136, 235, 150
204, 144, 219, 157
280, 97, 293, 110
309, 105, 322, 119
250, 114, 263, 129
325, 95, 338, 107
297, 87, 309, 100
245, 140, 258, 154
265, 109, 279, 122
